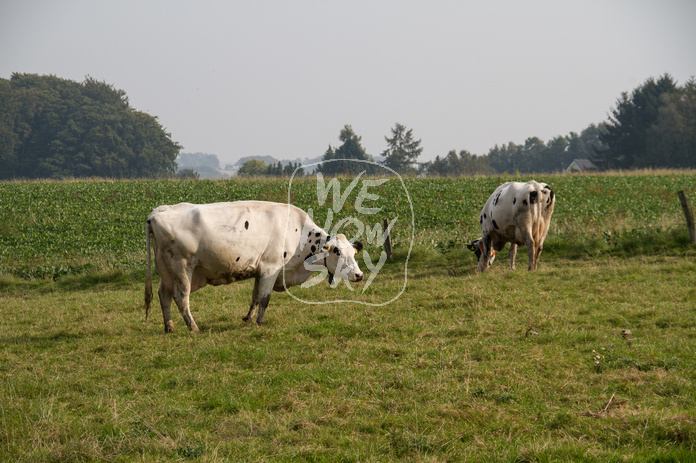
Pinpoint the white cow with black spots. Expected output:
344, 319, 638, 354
144, 201, 364, 331
467, 180, 555, 272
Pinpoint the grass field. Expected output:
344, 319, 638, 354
1, 172, 696, 461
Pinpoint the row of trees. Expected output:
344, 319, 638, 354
313, 74, 695, 176
1, 72, 693, 180
0, 74, 180, 179
237, 159, 304, 177
311, 123, 603, 177
596, 74, 696, 170
197, 73, 696, 177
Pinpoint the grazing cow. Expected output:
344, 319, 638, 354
144, 201, 364, 331
468, 181, 555, 272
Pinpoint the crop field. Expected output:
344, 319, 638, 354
1, 172, 695, 278
1, 172, 696, 462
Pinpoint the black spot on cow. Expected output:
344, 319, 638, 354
522, 199, 528, 206
283, 252, 287, 258
483, 213, 487, 219
494, 192, 501, 206
529, 191, 538, 204
513, 197, 516, 205
295, 228, 298, 232
334, 248, 341, 256
311, 245, 316, 253
479, 215, 483, 224
315, 232, 321, 238
315, 239, 321, 244
236, 256, 240, 262
492, 220, 499, 230
244, 221, 249, 230
308, 231, 312, 237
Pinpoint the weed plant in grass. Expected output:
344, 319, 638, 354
1, 249, 695, 461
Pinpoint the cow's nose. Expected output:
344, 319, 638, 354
355, 272, 363, 282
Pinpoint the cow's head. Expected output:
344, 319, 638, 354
323, 234, 364, 283
467, 238, 495, 264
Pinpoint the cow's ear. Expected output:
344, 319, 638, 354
353, 241, 363, 252
322, 240, 335, 253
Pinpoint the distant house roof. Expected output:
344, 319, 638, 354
563, 159, 597, 174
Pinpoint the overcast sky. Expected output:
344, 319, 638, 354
2, 1, 695, 166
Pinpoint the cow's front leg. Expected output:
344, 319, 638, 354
254, 272, 279, 325
477, 235, 493, 272
509, 243, 517, 270
243, 278, 261, 322
255, 293, 272, 326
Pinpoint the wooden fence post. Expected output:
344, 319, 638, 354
678, 190, 696, 244
383, 218, 393, 260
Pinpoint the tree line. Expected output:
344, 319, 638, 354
256, 74, 693, 177
237, 159, 304, 177
0, 73, 180, 180
595, 74, 696, 170
1, 73, 694, 180
310, 74, 695, 177
301, 122, 603, 177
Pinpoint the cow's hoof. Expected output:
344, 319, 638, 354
242, 316, 250, 322
256, 320, 265, 326
164, 321, 175, 333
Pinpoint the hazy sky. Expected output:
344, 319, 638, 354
2, 1, 695, 166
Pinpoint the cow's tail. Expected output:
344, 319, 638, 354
144, 219, 153, 320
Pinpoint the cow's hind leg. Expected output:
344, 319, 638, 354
509, 243, 517, 270
171, 267, 200, 333
534, 232, 548, 270
158, 283, 175, 333
525, 237, 538, 271
173, 286, 200, 333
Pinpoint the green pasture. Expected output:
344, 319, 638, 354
1, 173, 695, 462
